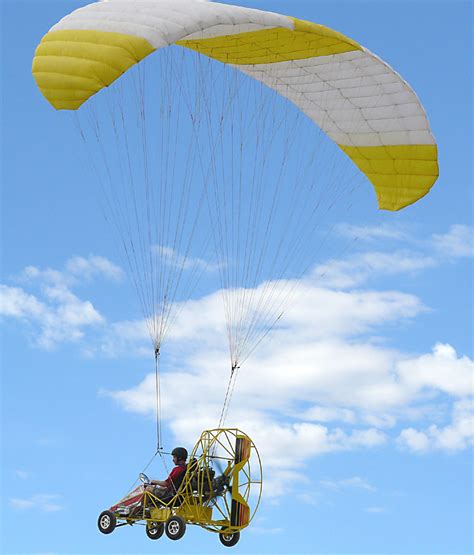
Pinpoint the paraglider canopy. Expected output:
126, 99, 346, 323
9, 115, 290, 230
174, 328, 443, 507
32, 0, 438, 211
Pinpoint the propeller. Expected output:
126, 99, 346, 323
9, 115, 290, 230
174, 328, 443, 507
212, 457, 232, 477
206, 455, 233, 499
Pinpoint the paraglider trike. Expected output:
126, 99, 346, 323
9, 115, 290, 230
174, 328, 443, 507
97, 428, 262, 547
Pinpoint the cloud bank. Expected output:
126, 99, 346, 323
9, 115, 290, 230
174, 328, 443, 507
2, 224, 473, 499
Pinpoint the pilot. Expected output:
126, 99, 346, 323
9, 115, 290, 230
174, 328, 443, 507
146, 447, 188, 500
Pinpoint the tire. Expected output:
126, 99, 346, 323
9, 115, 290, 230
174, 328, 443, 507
165, 515, 186, 540
146, 521, 164, 540
98, 510, 117, 534
219, 530, 240, 547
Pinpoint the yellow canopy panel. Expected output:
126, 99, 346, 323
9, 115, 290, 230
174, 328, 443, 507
32, 0, 438, 210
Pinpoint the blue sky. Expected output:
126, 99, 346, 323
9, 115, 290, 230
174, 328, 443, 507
1, 1, 473, 555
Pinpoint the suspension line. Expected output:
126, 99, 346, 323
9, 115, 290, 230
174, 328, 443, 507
154, 347, 163, 451
217, 363, 240, 430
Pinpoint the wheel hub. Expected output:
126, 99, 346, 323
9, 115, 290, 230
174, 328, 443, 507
168, 522, 180, 535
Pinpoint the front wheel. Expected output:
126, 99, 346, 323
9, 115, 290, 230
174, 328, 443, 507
98, 510, 116, 534
146, 521, 164, 540
165, 515, 186, 540
219, 530, 240, 547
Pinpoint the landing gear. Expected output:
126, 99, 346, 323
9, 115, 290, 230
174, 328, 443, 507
219, 530, 240, 547
146, 521, 164, 540
165, 515, 186, 540
98, 510, 116, 534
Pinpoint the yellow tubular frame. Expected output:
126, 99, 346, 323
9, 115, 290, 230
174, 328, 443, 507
113, 428, 262, 536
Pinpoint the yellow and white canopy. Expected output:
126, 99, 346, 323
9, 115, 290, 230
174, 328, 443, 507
32, 0, 438, 210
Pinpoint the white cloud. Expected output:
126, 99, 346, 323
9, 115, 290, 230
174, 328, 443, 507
397, 343, 474, 398
336, 222, 409, 242
365, 506, 386, 513
15, 470, 30, 480
93, 319, 150, 358
10, 494, 64, 513
21, 254, 123, 287
1, 256, 124, 349
154, 245, 219, 272
295, 492, 321, 507
261, 468, 310, 499
10, 498, 35, 509
398, 399, 474, 453
298, 406, 357, 424
336, 223, 474, 261
249, 525, 283, 534
103, 373, 158, 416
314, 224, 473, 289
397, 427, 431, 452
313, 251, 437, 289
105, 335, 473, 496
319, 476, 376, 492
0, 284, 103, 349
65, 255, 123, 281
254, 422, 386, 465
283, 284, 425, 338
0, 284, 45, 318
432, 224, 474, 258
101, 243, 471, 428
150, 280, 426, 353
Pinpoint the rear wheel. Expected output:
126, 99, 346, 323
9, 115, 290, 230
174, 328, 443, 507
165, 515, 186, 540
146, 521, 164, 540
219, 530, 240, 547
98, 510, 116, 534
